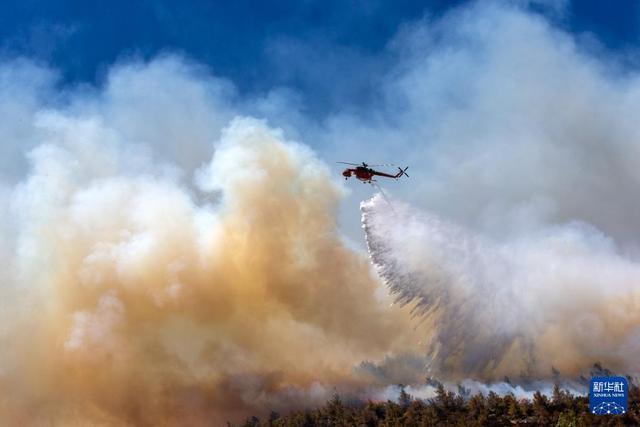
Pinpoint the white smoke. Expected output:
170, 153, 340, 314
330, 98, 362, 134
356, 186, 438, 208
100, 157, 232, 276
363, 193, 640, 381
319, 1, 640, 250
376, 379, 584, 403
349, 1, 640, 386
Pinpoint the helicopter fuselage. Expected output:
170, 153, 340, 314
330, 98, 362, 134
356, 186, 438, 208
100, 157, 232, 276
342, 166, 398, 182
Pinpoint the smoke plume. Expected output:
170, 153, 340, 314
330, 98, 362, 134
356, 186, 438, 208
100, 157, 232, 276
351, 0, 640, 386
0, 101, 420, 423
3, 0, 640, 423
363, 193, 640, 382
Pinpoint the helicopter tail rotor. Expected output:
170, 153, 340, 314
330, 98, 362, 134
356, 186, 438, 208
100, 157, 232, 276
396, 166, 409, 178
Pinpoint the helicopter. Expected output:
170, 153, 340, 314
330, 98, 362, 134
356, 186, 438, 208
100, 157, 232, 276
338, 162, 409, 183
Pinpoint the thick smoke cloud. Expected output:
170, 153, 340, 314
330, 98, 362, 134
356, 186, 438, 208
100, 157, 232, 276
349, 0, 640, 386
2, 0, 640, 423
0, 59, 423, 424
364, 195, 640, 381
321, 1, 640, 247
356, 1, 640, 378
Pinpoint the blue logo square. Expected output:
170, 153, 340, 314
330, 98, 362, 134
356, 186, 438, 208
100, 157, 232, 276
590, 376, 628, 415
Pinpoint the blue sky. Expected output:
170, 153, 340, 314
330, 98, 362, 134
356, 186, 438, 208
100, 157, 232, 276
1, 0, 638, 115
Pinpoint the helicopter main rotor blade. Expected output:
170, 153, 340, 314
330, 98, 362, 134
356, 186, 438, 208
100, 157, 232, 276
337, 161, 400, 168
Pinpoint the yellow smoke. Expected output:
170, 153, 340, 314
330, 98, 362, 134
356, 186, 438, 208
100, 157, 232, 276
0, 116, 421, 425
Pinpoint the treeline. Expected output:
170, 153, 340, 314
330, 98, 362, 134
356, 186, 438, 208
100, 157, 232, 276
236, 383, 640, 426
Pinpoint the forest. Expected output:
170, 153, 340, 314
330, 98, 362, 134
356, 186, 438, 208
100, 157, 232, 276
237, 382, 639, 426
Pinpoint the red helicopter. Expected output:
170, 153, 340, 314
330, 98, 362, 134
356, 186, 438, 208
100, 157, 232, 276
338, 162, 409, 183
